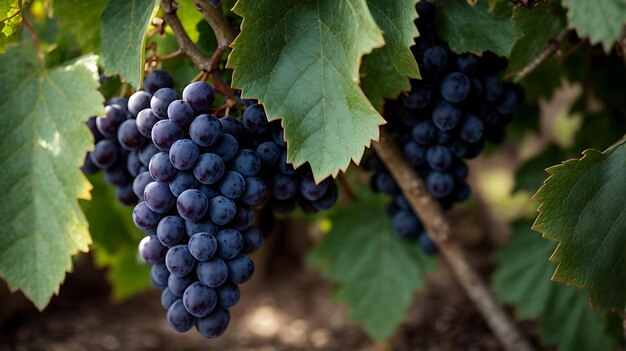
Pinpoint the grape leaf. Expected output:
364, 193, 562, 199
514, 144, 569, 192
308, 194, 436, 340
533, 143, 626, 311
174, 0, 204, 43
0, 45, 103, 309
561, 0, 626, 52
100, 0, 160, 88
493, 221, 620, 350
507, 3, 565, 74
366, 0, 420, 78
54, 0, 107, 51
227, 0, 386, 182
0, 0, 21, 51
433, 0, 521, 56
361, 49, 411, 112
81, 175, 150, 300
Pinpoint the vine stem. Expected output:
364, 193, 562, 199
373, 129, 535, 351
506, 28, 570, 81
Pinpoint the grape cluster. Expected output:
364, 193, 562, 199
367, 1, 522, 254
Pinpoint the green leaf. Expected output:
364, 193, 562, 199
0, 45, 103, 309
227, 0, 386, 182
174, 0, 204, 43
0, 0, 21, 51
514, 144, 569, 192
308, 194, 436, 340
561, 0, 626, 52
367, 0, 420, 78
533, 143, 626, 311
54, 0, 108, 51
361, 48, 411, 112
493, 221, 621, 350
100, 0, 160, 88
82, 175, 150, 300
507, 3, 565, 74
433, 0, 521, 56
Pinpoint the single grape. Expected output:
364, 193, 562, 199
193, 153, 225, 185
412, 120, 438, 145
300, 175, 329, 201
240, 177, 266, 206
183, 282, 217, 318
459, 115, 484, 143
90, 139, 118, 168
81, 153, 99, 174
96, 105, 125, 137
169, 171, 200, 197
133, 171, 153, 199
227, 255, 254, 284
312, 182, 338, 211
161, 288, 179, 309
177, 189, 208, 221
117, 119, 145, 150
143, 70, 173, 94
188, 232, 218, 261
138, 142, 160, 166
278, 150, 296, 175
455, 53, 480, 74
496, 88, 520, 115
394, 195, 411, 211
116, 184, 138, 206
272, 174, 298, 200
216, 282, 240, 309
392, 210, 422, 239
208, 196, 237, 225
133, 201, 162, 230
432, 101, 461, 131
219, 171, 246, 199
183, 81, 216, 113
151, 262, 170, 289
169, 274, 197, 297
167, 299, 194, 333
231, 205, 253, 231
440, 72, 471, 104
195, 308, 230, 339
422, 46, 448, 72
403, 141, 426, 167
215, 229, 243, 260
128, 91, 152, 117
152, 120, 184, 151
212, 133, 239, 162
149, 152, 177, 183
256, 141, 280, 168
168, 100, 195, 128
166, 245, 196, 278
426, 172, 454, 198
103, 163, 130, 187
242, 104, 268, 134
185, 219, 218, 237
157, 216, 186, 247
107, 97, 129, 116
232, 149, 261, 177
452, 161, 468, 180
483, 75, 503, 102
144, 182, 176, 214
199, 184, 220, 200
418, 232, 438, 254
169, 139, 200, 171
127, 151, 142, 177
426, 145, 453, 171
136, 108, 160, 138
196, 258, 229, 287
373, 172, 398, 195
219, 116, 243, 139
402, 88, 431, 110
151, 88, 178, 119
241, 227, 263, 254
190, 114, 222, 147
138, 235, 167, 264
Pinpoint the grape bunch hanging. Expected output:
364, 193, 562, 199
81, 70, 338, 338
367, 1, 523, 253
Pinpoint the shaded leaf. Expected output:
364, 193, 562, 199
227, 0, 386, 182
54, 0, 108, 51
0, 45, 102, 309
561, 0, 626, 52
361, 48, 411, 112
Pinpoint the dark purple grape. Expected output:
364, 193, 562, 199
116, 184, 138, 205
215, 229, 243, 260
177, 189, 208, 221
272, 174, 297, 200
169, 139, 200, 171
231, 205, 253, 231
117, 119, 145, 150
168, 100, 195, 128
278, 151, 296, 175
128, 91, 152, 117
190, 114, 222, 147
144, 181, 176, 214
169, 171, 200, 197
373, 172, 398, 195
108, 97, 129, 116
240, 177, 266, 206
426, 145, 452, 171
195, 308, 230, 338
167, 299, 194, 333
299, 175, 329, 201
149, 152, 177, 182
448, 139, 468, 158
138, 235, 167, 264
219, 116, 243, 139
189, 232, 218, 261
157, 216, 186, 247
183, 81, 216, 113
456, 53, 480, 75
196, 258, 228, 287
483, 75, 503, 102
151, 262, 170, 288
152, 120, 184, 151
136, 108, 160, 138
133, 171, 153, 198
185, 219, 218, 237
90, 139, 117, 168
241, 227, 263, 254
226, 255, 254, 284
144, 70, 173, 94
151, 88, 178, 119
216, 282, 240, 309
86, 116, 103, 143
232, 149, 261, 177
432, 101, 461, 131
452, 161, 468, 180
411, 120, 437, 146
138, 142, 160, 166
212, 133, 239, 162
199, 184, 220, 199
127, 151, 142, 177
242, 104, 268, 134
182, 282, 217, 318
81, 153, 99, 174
272, 127, 286, 147
166, 245, 196, 277
256, 141, 280, 168
422, 46, 448, 72
402, 88, 431, 110
496, 88, 520, 115
392, 210, 422, 239
465, 139, 485, 159
312, 182, 338, 211
219, 171, 246, 199
426, 172, 454, 198
168, 274, 197, 297
133, 201, 161, 230
96, 105, 125, 137
208, 196, 236, 225
418, 232, 438, 254
459, 115, 484, 143
193, 153, 225, 185
161, 288, 178, 309
440, 72, 471, 104
403, 141, 426, 166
